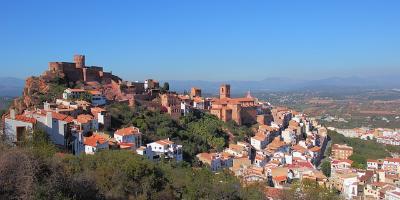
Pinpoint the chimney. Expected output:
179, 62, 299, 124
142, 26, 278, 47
10, 109, 15, 119
46, 111, 53, 127
44, 102, 50, 111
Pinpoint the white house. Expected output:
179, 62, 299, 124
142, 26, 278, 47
331, 159, 353, 174
282, 129, 296, 145
136, 146, 154, 160
83, 133, 109, 154
91, 107, 111, 130
73, 114, 98, 134
367, 159, 383, 170
254, 153, 268, 167
88, 90, 107, 106
383, 158, 400, 174
63, 88, 86, 100
114, 126, 142, 149
29, 110, 74, 146
193, 97, 206, 109
196, 152, 233, 171
197, 153, 222, 171
224, 142, 251, 158
342, 176, 358, 200
180, 101, 192, 116
147, 138, 183, 161
3, 109, 36, 143
251, 133, 269, 150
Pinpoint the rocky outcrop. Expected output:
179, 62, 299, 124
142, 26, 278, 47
8, 55, 128, 114
11, 76, 50, 113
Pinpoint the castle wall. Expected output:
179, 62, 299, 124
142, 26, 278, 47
83, 67, 103, 82
241, 106, 257, 125
47, 55, 118, 84
49, 62, 83, 82
229, 104, 241, 125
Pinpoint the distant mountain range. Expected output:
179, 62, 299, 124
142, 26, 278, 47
0, 77, 24, 97
165, 76, 400, 94
1, 75, 399, 97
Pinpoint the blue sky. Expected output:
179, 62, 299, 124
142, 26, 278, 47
1, 0, 400, 81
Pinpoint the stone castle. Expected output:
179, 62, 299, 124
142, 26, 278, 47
45, 55, 120, 84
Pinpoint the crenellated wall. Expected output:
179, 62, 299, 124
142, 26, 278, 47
46, 55, 118, 83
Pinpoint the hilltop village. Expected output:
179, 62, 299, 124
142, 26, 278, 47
2, 55, 400, 200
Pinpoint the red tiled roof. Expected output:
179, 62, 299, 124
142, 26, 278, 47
385, 157, 400, 163
197, 152, 217, 163
259, 124, 279, 132
119, 142, 135, 149
255, 154, 265, 160
75, 114, 94, 124
309, 146, 321, 152
84, 134, 108, 147
88, 90, 101, 95
292, 145, 307, 153
193, 97, 204, 103
252, 133, 267, 141
52, 112, 74, 123
371, 182, 387, 187
115, 126, 141, 136
85, 81, 100, 86
36, 110, 74, 123
288, 160, 314, 169
91, 107, 106, 113
331, 159, 353, 165
91, 107, 106, 118
332, 144, 353, 151
273, 175, 287, 182
12, 115, 37, 124
67, 88, 86, 92
155, 139, 174, 145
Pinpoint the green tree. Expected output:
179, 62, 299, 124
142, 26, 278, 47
321, 160, 331, 177
20, 127, 57, 158
78, 92, 92, 102
328, 130, 390, 168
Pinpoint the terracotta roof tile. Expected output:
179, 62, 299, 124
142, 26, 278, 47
84, 134, 108, 147
75, 114, 94, 124
155, 139, 174, 145
13, 115, 37, 124
115, 126, 141, 136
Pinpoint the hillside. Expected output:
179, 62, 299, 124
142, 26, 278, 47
327, 130, 400, 168
0, 58, 267, 200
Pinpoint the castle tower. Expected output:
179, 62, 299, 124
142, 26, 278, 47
74, 55, 85, 68
190, 87, 202, 98
220, 84, 230, 99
